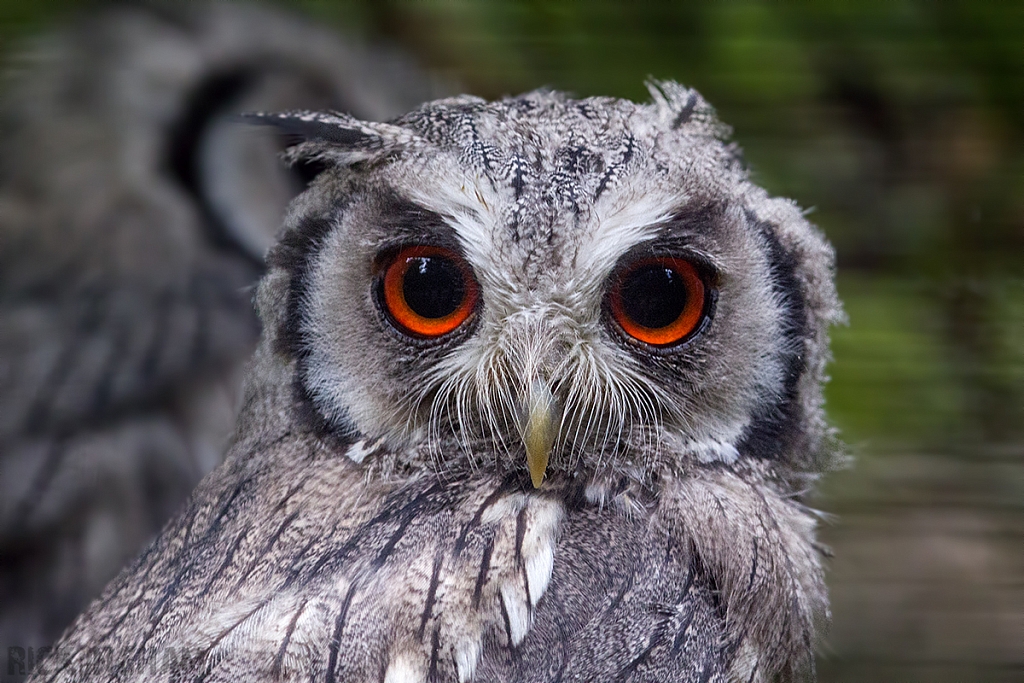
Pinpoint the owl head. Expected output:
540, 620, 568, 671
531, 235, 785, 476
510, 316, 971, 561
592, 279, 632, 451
247, 82, 840, 489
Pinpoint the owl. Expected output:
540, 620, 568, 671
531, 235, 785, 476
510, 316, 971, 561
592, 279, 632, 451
34, 83, 841, 682
0, 2, 440, 655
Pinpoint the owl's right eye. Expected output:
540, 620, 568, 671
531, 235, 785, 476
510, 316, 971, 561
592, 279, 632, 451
379, 246, 479, 339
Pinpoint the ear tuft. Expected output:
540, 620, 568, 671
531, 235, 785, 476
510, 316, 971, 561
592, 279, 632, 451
645, 80, 731, 140
240, 110, 416, 168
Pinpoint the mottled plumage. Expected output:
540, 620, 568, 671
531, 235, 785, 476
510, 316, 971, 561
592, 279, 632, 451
0, 2, 438, 656
35, 82, 840, 682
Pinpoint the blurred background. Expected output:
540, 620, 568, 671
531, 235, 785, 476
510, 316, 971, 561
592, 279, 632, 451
0, 1, 1021, 681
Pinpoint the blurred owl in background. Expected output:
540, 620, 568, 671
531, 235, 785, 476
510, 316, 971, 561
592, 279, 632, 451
0, 1, 442, 654
37, 83, 841, 681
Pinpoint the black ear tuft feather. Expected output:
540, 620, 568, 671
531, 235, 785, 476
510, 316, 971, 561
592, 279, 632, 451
237, 110, 413, 168
238, 111, 373, 146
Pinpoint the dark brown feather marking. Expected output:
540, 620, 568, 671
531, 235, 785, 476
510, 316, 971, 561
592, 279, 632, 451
371, 513, 417, 569
671, 92, 699, 129
472, 534, 496, 609
514, 506, 532, 609
202, 528, 250, 595
454, 480, 516, 555
262, 509, 302, 555
283, 523, 337, 585
303, 485, 435, 580
514, 506, 528, 565
593, 135, 635, 201
325, 580, 359, 683
230, 510, 301, 594
427, 627, 441, 680
272, 599, 308, 679
670, 567, 698, 655
418, 551, 444, 640
746, 537, 759, 592
369, 482, 448, 569
615, 619, 671, 683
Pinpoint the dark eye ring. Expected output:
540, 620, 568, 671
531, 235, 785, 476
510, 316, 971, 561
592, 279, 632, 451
378, 245, 479, 338
607, 256, 708, 347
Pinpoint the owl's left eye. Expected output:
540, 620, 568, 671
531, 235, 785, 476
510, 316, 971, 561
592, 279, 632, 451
607, 255, 708, 347
379, 245, 479, 338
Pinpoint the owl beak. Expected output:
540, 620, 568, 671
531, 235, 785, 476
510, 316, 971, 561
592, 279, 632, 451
522, 380, 559, 488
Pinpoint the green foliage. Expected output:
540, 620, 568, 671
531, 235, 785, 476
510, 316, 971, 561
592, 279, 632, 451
828, 274, 964, 445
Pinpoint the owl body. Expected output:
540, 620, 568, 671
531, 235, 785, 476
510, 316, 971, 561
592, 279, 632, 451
0, 2, 440, 655
35, 84, 839, 682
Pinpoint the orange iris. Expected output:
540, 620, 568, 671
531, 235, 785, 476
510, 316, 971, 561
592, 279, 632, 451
381, 245, 478, 338
608, 256, 706, 346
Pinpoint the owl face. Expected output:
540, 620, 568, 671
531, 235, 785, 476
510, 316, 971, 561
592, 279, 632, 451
259, 82, 835, 485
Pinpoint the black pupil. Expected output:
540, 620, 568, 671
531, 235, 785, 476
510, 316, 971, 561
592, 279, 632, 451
620, 264, 688, 329
403, 256, 466, 319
